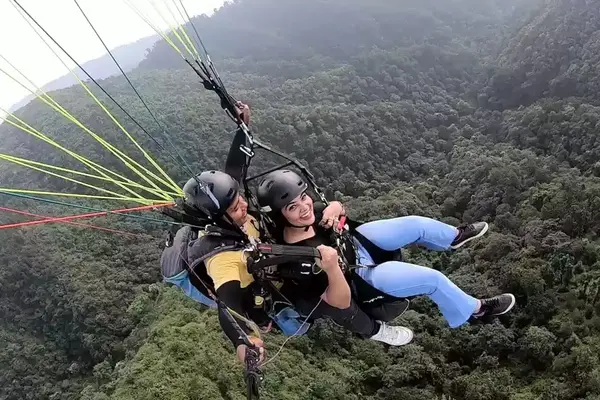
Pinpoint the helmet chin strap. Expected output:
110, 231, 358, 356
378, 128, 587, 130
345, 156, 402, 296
221, 213, 245, 229
208, 210, 246, 236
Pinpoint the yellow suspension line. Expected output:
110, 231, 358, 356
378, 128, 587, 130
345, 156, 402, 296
167, 0, 203, 61
8, 2, 181, 195
0, 62, 175, 200
0, 104, 172, 201
147, 0, 196, 60
0, 188, 163, 205
157, 0, 201, 61
0, 152, 180, 198
124, 0, 186, 57
0, 153, 157, 202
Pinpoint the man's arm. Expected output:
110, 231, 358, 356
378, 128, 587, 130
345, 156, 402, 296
215, 281, 252, 349
205, 253, 255, 349
216, 281, 266, 364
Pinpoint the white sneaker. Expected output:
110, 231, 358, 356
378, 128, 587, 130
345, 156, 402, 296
369, 321, 413, 346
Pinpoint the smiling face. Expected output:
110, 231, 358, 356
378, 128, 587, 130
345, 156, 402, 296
281, 191, 315, 227
225, 193, 248, 225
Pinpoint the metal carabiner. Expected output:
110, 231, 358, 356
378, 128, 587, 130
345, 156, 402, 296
240, 144, 255, 157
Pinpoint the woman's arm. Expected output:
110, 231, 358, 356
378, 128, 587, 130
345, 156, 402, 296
319, 201, 346, 229
318, 245, 351, 308
321, 266, 351, 309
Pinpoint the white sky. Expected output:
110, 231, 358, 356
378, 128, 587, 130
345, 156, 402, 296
0, 0, 226, 110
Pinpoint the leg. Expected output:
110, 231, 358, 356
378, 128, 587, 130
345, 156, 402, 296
356, 261, 479, 328
296, 297, 413, 346
356, 215, 459, 251
304, 298, 379, 338
356, 216, 488, 251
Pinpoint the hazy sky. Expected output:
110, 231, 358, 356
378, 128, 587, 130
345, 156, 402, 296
0, 0, 226, 110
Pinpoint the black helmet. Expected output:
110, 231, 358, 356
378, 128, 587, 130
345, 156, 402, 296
257, 170, 308, 211
182, 170, 239, 218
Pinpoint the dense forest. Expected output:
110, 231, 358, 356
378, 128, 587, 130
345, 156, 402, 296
2, 0, 600, 398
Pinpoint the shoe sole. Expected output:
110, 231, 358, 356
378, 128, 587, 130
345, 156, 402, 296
379, 330, 414, 346
403, 329, 414, 345
451, 222, 489, 250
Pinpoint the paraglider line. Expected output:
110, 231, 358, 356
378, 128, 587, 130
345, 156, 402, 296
171, 0, 204, 60
123, 0, 186, 58
178, 0, 210, 57
0, 99, 170, 201
146, 0, 196, 59
73, 0, 199, 182
0, 202, 174, 230
0, 151, 178, 197
11, 0, 181, 195
0, 65, 169, 201
0, 191, 185, 226
0, 206, 156, 238
0, 153, 155, 202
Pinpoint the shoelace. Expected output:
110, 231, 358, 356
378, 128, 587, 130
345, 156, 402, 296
460, 224, 476, 237
482, 297, 501, 311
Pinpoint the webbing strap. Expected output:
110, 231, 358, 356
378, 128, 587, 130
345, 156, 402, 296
251, 255, 316, 271
257, 243, 321, 259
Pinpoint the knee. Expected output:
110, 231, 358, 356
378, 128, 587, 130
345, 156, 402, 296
379, 261, 444, 285
379, 261, 444, 295
418, 266, 446, 289
326, 303, 360, 325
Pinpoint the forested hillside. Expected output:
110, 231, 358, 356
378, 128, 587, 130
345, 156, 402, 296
7, 34, 159, 113
483, 0, 600, 109
3, 0, 600, 399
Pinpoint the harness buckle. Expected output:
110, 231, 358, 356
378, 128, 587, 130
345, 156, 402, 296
240, 144, 255, 157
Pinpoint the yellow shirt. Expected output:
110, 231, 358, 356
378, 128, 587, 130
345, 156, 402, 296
205, 217, 260, 290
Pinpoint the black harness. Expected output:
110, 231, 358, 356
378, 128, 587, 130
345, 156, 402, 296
311, 214, 410, 320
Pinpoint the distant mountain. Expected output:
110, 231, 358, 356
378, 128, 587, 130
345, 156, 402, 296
139, 0, 530, 72
8, 34, 160, 113
481, 0, 600, 109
